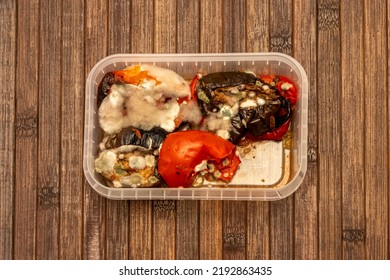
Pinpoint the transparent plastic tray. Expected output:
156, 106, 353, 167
83, 53, 308, 201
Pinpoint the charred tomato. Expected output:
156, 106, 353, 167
158, 130, 241, 188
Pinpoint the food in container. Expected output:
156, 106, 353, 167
83, 53, 308, 201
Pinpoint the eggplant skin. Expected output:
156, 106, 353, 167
199, 71, 258, 91
117, 127, 168, 150
196, 71, 293, 143
97, 72, 115, 108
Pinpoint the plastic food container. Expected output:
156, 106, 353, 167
83, 53, 308, 201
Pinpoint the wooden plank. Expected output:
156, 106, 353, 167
199, 201, 222, 259
364, 0, 388, 259
152, 0, 177, 260
175, 0, 200, 260
128, 0, 154, 260
245, 0, 270, 260
270, 0, 292, 55
246, 202, 270, 259
0, 0, 16, 260
36, 0, 62, 259
199, 0, 223, 260
59, 0, 84, 260
154, 0, 177, 53
199, 0, 223, 53
152, 201, 176, 259
221, 0, 247, 260
245, 0, 269, 53
340, 0, 365, 260
317, 0, 342, 259
269, 0, 294, 260
106, 0, 132, 260
83, 0, 108, 260
292, 0, 318, 260
14, 0, 39, 260
222, 0, 246, 53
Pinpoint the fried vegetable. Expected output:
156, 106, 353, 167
158, 130, 241, 188
193, 71, 293, 143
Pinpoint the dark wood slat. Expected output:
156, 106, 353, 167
199, 0, 223, 53
128, 0, 154, 260
176, 201, 199, 259
317, 0, 342, 259
222, 0, 246, 53
340, 0, 365, 260
36, 0, 62, 259
199, 201, 223, 259
83, 0, 108, 260
59, 0, 84, 260
14, 0, 39, 260
152, 0, 177, 260
246, 202, 270, 259
292, 0, 318, 260
269, 0, 294, 260
221, 0, 247, 260
245, 0, 270, 260
270, 0, 292, 55
198, 0, 223, 260
152, 201, 176, 259
0, 0, 16, 260
245, 0, 269, 53
154, 0, 177, 53
363, 0, 388, 259
176, 0, 200, 53
106, 0, 132, 260
175, 0, 200, 260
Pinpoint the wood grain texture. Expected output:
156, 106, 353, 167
222, 0, 246, 53
246, 0, 269, 53
269, 0, 294, 260
154, 0, 177, 53
36, 0, 62, 259
152, 201, 176, 260
152, 0, 177, 260
293, 0, 318, 260
245, 0, 270, 260
199, 201, 223, 259
340, 0, 365, 260
14, 0, 39, 260
199, 0, 223, 53
128, 0, 154, 260
60, 0, 85, 260
363, 0, 388, 259
0, 0, 15, 260
270, 0, 292, 55
198, 0, 223, 260
317, 0, 342, 260
83, 0, 108, 260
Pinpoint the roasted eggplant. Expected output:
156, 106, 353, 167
193, 71, 292, 143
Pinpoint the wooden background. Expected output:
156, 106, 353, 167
0, 0, 389, 260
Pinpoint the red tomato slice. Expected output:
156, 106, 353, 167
276, 76, 298, 106
158, 130, 241, 188
259, 75, 298, 106
189, 74, 200, 101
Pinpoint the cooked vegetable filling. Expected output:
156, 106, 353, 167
94, 65, 297, 188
